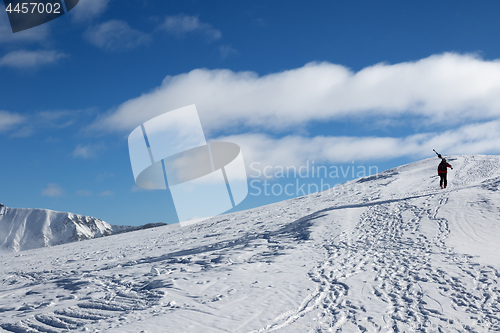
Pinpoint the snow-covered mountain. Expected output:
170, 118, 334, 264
0, 205, 114, 252
1, 155, 499, 333
0, 205, 166, 252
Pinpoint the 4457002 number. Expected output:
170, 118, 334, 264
5, 2, 62, 14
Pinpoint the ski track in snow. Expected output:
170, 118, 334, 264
1, 155, 500, 332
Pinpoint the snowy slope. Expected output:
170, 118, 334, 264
1, 155, 500, 333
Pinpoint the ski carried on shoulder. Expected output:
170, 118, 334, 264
433, 149, 442, 159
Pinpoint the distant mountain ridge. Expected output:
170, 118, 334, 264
0, 204, 166, 252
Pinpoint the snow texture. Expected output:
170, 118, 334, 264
1, 155, 500, 332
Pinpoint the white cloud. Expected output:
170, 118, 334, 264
90, 53, 500, 134
72, 145, 92, 158
99, 190, 113, 197
42, 183, 63, 197
219, 45, 237, 59
0, 111, 26, 132
37, 110, 78, 128
3, 110, 84, 137
0, 50, 67, 69
71, 0, 111, 22
159, 15, 221, 41
72, 144, 104, 159
9, 126, 34, 137
84, 20, 151, 51
220, 120, 500, 170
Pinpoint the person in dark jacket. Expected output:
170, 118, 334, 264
438, 158, 453, 188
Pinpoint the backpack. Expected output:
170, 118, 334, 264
439, 162, 447, 172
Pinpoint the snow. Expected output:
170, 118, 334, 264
0, 207, 114, 252
1, 155, 500, 332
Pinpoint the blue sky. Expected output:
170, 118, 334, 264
1, 0, 500, 226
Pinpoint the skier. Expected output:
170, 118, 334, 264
438, 158, 453, 189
